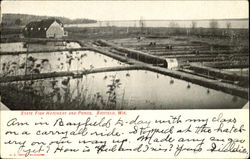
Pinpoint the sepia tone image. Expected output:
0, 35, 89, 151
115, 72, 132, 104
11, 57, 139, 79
0, 1, 249, 110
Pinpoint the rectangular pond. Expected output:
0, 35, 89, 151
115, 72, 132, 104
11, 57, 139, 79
0, 41, 81, 52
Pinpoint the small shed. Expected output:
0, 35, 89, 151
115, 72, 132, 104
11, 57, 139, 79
164, 58, 179, 69
23, 18, 67, 38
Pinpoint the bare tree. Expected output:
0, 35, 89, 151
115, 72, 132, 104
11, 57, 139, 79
225, 21, 232, 38
226, 21, 231, 30
191, 21, 197, 34
139, 16, 145, 34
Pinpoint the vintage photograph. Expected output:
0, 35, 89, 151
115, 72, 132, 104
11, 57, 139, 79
0, 1, 249, 110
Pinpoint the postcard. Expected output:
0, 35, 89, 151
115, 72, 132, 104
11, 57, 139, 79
0, 1, 249, 158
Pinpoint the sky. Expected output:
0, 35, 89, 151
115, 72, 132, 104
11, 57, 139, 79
1, 1, 249, 21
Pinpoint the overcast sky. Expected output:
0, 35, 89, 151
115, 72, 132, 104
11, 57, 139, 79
1, 1, 249, 21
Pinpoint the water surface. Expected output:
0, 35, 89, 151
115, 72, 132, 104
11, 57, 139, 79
0, 70, 246, 110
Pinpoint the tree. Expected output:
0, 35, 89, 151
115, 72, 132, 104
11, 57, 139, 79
226, 21, 231, 30
191, 21, 197, 34
226, 21, 232, 38
191, 21, 197, 29
15, 18, 22, 25
209, 19, 219, 35
209, 19, 219, 29
139, 16, 145, 34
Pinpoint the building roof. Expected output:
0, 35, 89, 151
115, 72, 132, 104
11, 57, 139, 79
25, 18, 63, 30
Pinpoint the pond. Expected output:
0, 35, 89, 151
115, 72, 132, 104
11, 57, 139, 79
27, 41, 81, 51
0, 50, 126, 77
0, 41, 81, 52
222, 68, 249, 76
0, 70, 247, 110
0, 42, 27, 52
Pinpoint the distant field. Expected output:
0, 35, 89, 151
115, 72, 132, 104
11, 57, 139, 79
65, 26, 249, 45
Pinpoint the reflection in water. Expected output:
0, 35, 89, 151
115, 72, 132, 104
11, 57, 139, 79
0, 50, 127, 77
0, 70, 247, 110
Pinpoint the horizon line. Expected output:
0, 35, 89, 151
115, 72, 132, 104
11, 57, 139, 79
98, 18, 249, 22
